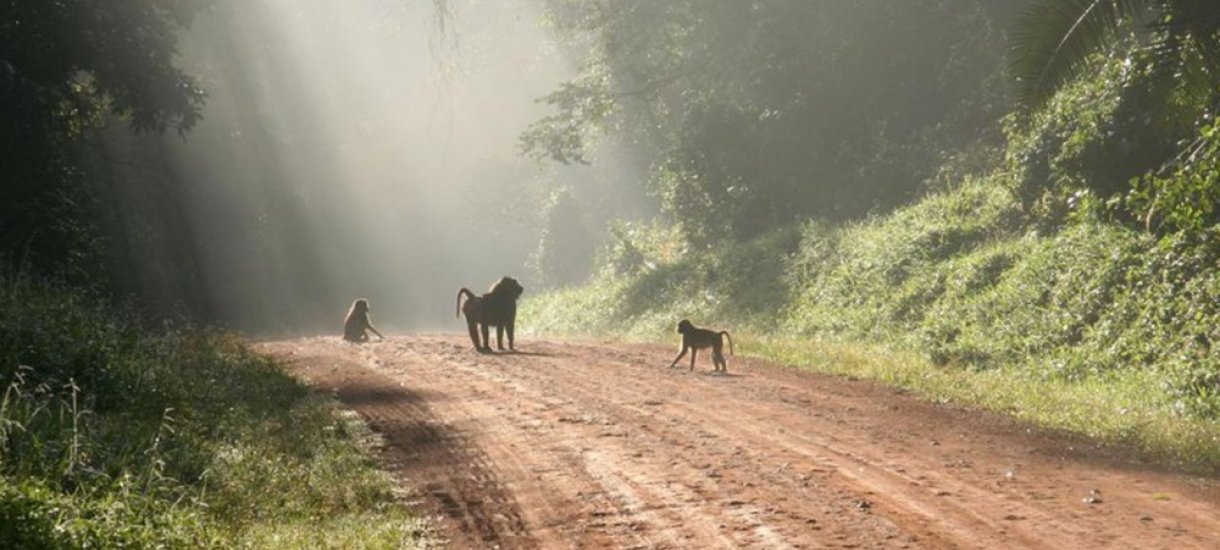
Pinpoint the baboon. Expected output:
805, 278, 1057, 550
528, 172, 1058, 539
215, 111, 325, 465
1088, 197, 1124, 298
668, 319, 734, 373
343, 298, 385, 343
456, 276, 524, 352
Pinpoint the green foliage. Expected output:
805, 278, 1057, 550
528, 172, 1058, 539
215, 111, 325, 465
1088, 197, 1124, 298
1010, 0, 1146, 109
1, 0, 209, 285
1011, 0, 1220, 112
528, 0, 1015, 240
1, 0, 208, 135
917, 225, 1144, 372
998, 44, 1220, 236
529, 187, 597, 289
0, 276, 428, 548
0, 476, 211, 549
522, 223, 798, 339
782, 181, 1220, 421
519, 74, 617, 165
1126, 119, 1220, 232
786, 178, 1022, 339
1006, 0, 1220, 228
1002, 51, 1188, 202
599, 221, 681, 278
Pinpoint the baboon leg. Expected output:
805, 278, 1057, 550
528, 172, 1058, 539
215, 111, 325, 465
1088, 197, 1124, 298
714, 350, 727, 373
669, 348, 688, 368
689, 349, 698, 371
466, 319, 481, 350
506, 321, 515, 351
496, 325, 506, 350
480, 323, 491, 351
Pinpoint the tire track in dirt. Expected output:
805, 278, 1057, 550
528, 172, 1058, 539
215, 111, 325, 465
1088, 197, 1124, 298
413, 340, 747, 548
259, 336, 1220, 549
579, 342, 1220, 548
563, 357, 1051, 547
436, 342, 893, 547
276, 347, 536, 547
463, 344, 909, 548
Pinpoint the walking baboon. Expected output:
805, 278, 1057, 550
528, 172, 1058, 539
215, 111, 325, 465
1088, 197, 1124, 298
456, 276, 524, 352
343, 298, 385, 343
669, 319, 734, 373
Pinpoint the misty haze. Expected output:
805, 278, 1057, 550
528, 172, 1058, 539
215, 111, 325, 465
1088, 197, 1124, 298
95, 0, 646, 334
4, 1, 1220, 547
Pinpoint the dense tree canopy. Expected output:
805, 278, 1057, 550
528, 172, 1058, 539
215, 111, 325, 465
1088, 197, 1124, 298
524, 0, 1020, 244
2, 0, 207, 135
1, 0, 207, 280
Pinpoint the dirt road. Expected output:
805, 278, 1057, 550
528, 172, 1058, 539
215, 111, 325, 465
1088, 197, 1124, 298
258, 335, 1219, 549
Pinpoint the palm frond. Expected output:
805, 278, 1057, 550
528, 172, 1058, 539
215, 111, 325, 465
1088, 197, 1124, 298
1010, 0, 1152, 109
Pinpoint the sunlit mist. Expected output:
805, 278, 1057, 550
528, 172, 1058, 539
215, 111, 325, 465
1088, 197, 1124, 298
99, 0, 646, 334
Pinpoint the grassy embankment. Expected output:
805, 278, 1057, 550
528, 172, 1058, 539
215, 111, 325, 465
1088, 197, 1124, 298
0, 276, 430, 548
522, 176, 1220, 473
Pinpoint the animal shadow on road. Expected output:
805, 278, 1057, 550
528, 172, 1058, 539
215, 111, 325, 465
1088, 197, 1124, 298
300, 357, 536, 548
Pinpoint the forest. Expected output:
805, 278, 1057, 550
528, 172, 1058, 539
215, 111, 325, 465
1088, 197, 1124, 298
3, 0, 1219, 547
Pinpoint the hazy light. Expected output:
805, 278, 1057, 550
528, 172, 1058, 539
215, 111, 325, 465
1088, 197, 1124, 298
128, 0, 607, 334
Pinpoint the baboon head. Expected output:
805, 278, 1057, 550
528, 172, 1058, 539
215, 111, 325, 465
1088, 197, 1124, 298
351, 298, 370, 313
490, 276, 524, 300
677, 319, 694, 333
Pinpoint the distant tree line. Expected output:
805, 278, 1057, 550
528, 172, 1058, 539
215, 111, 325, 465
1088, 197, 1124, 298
525, 0, 1220, 243
523, 0, 1025, 245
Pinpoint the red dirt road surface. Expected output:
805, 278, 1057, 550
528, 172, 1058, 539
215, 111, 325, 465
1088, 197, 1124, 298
257, 335, 1220, 549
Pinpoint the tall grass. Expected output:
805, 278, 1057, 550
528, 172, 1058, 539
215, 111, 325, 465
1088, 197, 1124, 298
522, 176, 1220, 473
0, 276, 429, 548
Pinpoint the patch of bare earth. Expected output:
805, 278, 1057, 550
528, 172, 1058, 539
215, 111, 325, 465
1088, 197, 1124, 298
257, 335, 1220, 549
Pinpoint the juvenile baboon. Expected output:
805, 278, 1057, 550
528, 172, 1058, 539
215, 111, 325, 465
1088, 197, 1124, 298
668, 319, 734, 373
456, 276, 524, 352
343, 298, 385, 343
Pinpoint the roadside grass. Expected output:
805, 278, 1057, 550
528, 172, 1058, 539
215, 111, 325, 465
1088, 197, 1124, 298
522, 176, 1220, 474
0, 275, 430, 548
753, 338, 1220, 472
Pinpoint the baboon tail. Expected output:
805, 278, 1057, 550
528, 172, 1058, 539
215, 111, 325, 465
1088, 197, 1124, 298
721, 331, 734, 355
456, 288, 475, 318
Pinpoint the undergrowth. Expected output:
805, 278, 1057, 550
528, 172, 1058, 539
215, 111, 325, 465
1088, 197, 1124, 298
521, 175, 1220, 473
0, 276, 429, 548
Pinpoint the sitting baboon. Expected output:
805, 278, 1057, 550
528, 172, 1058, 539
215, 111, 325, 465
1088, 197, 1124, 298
456, 276, 524, 352
668, 319, 734, 373
343, 298, 385, 343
